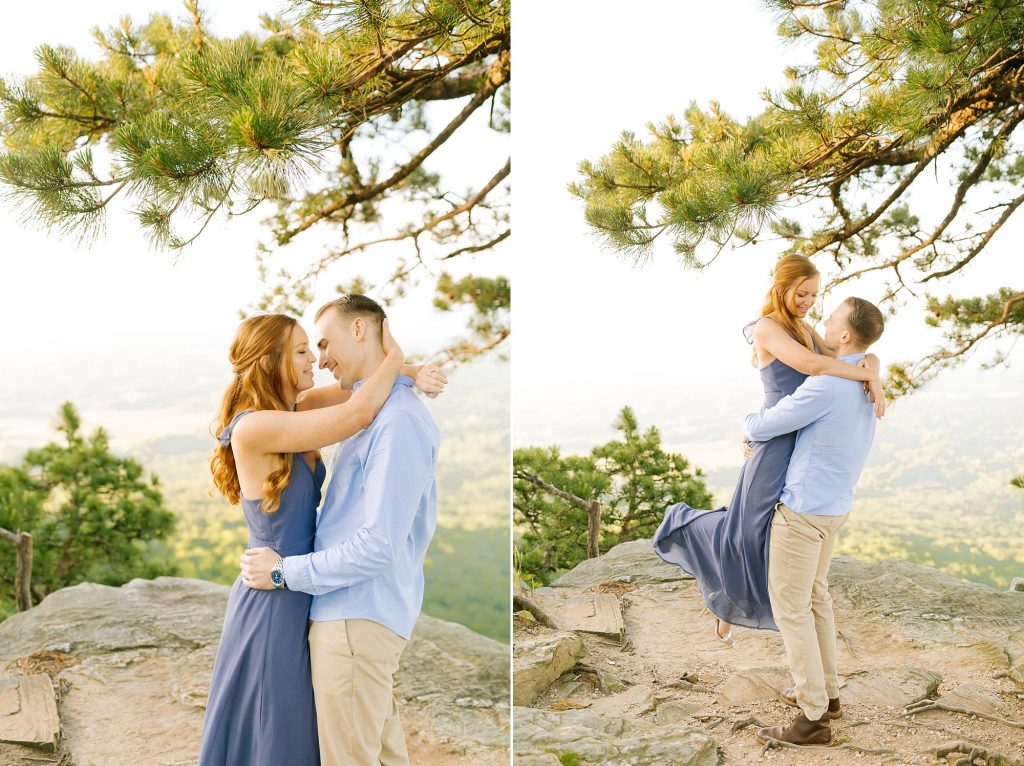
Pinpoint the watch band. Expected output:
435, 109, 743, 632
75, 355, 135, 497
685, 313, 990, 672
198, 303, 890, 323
271, 558, 287, 589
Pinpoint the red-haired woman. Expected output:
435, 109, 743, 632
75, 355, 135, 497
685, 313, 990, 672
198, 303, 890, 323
653, 254, 883, 645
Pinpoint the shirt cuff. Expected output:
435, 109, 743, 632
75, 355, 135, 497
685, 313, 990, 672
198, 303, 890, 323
282, 553, 313, 594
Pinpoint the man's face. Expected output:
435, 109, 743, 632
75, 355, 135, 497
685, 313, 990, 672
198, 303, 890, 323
823, 301, 854, 349
314, 311, 360, 386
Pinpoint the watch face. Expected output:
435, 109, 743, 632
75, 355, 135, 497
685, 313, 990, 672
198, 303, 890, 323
270, 569, 284, 586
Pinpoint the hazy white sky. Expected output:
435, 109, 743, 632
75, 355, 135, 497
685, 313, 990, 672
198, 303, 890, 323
0, 1, 509, 451
513, 0, 1024, 455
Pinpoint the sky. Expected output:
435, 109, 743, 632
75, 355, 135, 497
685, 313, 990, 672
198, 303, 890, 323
513, 0, 1024, 462
0, 1, 509, 455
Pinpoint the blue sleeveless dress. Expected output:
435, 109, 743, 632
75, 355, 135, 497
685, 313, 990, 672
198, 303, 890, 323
653, 355, 812, 632
198, 410, 324, 766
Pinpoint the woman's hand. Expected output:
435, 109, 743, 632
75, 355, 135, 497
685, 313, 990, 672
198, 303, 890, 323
381, 318, 403, 360
859, 354, 881, 375
865, 375, 886, 419
859, 355, 885, 418
414, 364, 448, 399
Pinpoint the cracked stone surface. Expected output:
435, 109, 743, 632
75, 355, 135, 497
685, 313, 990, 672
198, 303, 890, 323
0, 577, 509, 766
513, 631, 587, 705
515, 541, 1024, 765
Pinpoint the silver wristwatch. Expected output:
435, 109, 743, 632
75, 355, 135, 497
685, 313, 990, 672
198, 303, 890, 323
270, 558, 287, 589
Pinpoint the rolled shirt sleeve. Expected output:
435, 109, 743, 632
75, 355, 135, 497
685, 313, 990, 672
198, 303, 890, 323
283, 413, 435, 595
744, 376, 834, 442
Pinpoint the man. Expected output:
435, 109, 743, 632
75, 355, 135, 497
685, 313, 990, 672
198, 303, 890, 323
242, 294, 441, 766
743, 296, 885, 747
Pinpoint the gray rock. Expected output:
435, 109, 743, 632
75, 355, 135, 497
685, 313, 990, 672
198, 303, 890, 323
0, 577, 509, 765
828, 557, 1024, 640
550, 540, 690, 588
533, 590, 625, 640
513, 631, 587, 706
514, 754, 562, 766
0, 674, 60, 751
583, 667, 627, 694
718, 667, 792, 706
828, 559, 1024, 689
928, 682, 1010, 717
0, 578, 226, 660
655, 701, 702, 725
396, 614, 510, 747
513, 707, 718, 766
841, 666, 942, 707
587, 685, 656, 718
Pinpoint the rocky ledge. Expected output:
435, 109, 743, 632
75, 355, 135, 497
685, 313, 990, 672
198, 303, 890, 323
0, 577, 509, 766
514, 540, 1024, 766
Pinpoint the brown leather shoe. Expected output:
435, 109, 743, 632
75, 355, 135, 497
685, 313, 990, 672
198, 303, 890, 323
756, 711, 831, 746
781, 686, 841, 719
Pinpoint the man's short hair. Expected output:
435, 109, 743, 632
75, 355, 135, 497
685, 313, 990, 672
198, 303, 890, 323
315, 294, 387, 334
844, 297, 885, 347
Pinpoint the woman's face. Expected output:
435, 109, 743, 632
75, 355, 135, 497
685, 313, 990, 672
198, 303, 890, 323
282, 325, 316, 397
785, 275, 819, 319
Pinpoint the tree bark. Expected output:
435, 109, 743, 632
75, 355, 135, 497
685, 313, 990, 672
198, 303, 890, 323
0, 527, 34, 612
585, 500, 601, 559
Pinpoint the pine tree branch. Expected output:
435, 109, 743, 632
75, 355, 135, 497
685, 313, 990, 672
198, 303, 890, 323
921, 192, 1024, 281
401, 63, 490, 101
893, 292, 1024, 390
513, 469, 592, 510
441, 228, 509, 260
291, 156, 509, 281
278, 49, 509, 244
186, 0, 206, 54
513, 465, 601, 559
824, 112, 1024, 292
435, 327, 509, 365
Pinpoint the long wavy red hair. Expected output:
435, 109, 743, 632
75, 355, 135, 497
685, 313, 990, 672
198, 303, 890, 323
210, 314, 301, 514
760, 254, 819, 351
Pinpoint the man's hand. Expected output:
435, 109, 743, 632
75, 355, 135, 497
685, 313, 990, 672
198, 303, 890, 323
741, 436, 753, 461
240, 547, 281, 590
414, 364, 448, 399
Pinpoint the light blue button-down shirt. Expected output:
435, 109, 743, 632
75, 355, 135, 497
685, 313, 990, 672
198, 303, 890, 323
743, 353, 876, 517
282, 375, 440, 639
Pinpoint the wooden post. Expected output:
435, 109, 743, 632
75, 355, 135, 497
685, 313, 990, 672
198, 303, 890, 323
586, 501, 601, 559
0, 527, 34, 612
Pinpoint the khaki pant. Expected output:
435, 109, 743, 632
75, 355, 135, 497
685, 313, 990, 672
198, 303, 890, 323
767, 502, 849, 721
309, 618, 409, 766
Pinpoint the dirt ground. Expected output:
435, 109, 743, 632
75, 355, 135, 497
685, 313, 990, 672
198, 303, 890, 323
517, 576, 1024, 765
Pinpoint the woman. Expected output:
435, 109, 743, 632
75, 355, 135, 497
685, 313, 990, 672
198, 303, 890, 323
653, 254, 883, 644
198, 313, 444, 766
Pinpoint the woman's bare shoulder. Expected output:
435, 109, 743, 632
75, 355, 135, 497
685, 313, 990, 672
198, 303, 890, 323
754, 315, 783, 336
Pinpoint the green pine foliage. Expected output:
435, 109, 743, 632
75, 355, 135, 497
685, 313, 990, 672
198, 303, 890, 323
0, 0, 510, 362
0, 403, 176, 617
572, 0, 1023, 394
514, 406, 714, 584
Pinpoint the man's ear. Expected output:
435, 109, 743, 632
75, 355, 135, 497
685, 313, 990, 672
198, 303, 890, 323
351, 316, 366, 341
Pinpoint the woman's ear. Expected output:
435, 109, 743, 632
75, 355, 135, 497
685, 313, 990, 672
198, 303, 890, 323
259, 355, 271, 373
